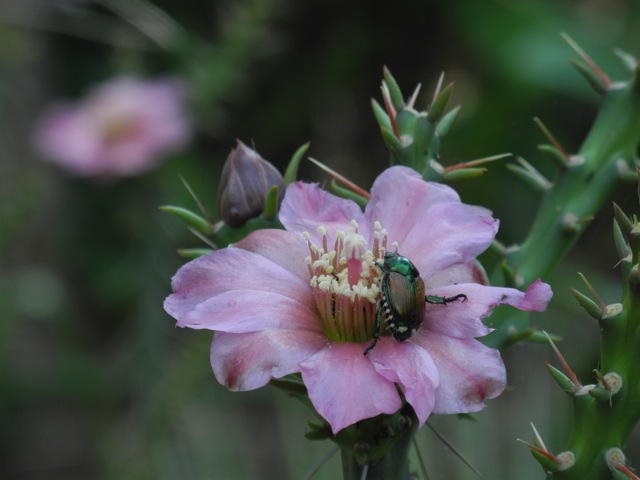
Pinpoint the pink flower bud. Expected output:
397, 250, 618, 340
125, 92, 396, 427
217, 141, 284, 228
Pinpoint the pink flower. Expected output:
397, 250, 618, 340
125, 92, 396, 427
165, 166, 552, 434
35, 75, 191, 177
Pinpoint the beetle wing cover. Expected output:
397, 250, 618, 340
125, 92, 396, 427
384, 272, 426, 323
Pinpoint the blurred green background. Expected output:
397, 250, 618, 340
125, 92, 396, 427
1, 0, 640, 478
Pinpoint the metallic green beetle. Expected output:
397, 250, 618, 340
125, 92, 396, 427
363, 252, 467, 356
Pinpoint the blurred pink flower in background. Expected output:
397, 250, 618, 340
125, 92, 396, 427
34, 75, 191, 177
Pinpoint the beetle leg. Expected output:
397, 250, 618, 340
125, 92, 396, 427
425, 293, 467, 305
363, 302, 383, 356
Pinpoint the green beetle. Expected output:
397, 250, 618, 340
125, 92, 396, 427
363, 252, 467, 355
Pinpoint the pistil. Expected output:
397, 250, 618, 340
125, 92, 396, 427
304, 220, 392, 343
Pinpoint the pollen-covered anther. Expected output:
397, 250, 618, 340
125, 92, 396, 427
371, 220, 389, 256
304, 219, 391, 343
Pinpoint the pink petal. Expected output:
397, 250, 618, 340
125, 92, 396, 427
234, 229, 311, 284
165, 246, 313, 322
211, 330, 328, 391
365, 166, 461, 245
279, 182, 367, 246
35, 75, 190, 177
513, 279, 554, 311
368, 338, 439, 427
300, 343, 402, 434
423, 280, 552, 338
412, 332, 506, 414
176, 289, 321, 332
400, 202, 498, 277
425, 261, 489, 289
35, 105, 104, 175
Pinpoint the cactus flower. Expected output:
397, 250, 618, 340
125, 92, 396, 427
35, 75, 190, 177
164, 166, 552, 433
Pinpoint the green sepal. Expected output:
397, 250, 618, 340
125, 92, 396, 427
611, 470, 632, 480
613, 48, 638, 73
436, 105, 461, 137
633, 62, 640, 94
571, 288, 604, 321
283, 142, 310, 185
383, 66, 405, 110
613, 217, 632, 260
428, 82, 454, 123
410, 114, 433, 171
500, 259, 518, 288
379, 127, 403, 164
618, 165, 640, 183
506, 158, 551, 192
487, 238, 509, 257
159, 205, 212, 236
547, 363, 578, 395
331, 406, 416, 466
504, 327, 536, 344
613, 203, 634, 235
526, 330, 562, 343
490, 327, 562, 348
270, 376, 308, 397
456, 413, 478, 422
420, 159, 445, 182
305, 421, 334, 441
177, 248, 213, 259
569, 58, 607, 95
442, 167, 488, 181
371, 98, 392, 131
537, 144, 569, 170
329, 180, 368, 208
262, 185, 280, 221
589, 385, 614, 402
530, 449, 562, 473
629, 230, 640, 265
628, 264, 640, 292
212, 215, 284, 247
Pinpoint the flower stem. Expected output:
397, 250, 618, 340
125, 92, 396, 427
339, 412, 418, 480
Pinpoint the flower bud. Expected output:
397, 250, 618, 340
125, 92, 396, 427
217, 141, 285, 228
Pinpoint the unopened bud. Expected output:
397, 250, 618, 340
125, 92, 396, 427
217, 141, 284, 228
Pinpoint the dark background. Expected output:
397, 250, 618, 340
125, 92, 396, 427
1, 0, 639, 478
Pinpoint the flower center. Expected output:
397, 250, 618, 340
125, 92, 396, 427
101, 114, 140, 144
304, 220, 396, 343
